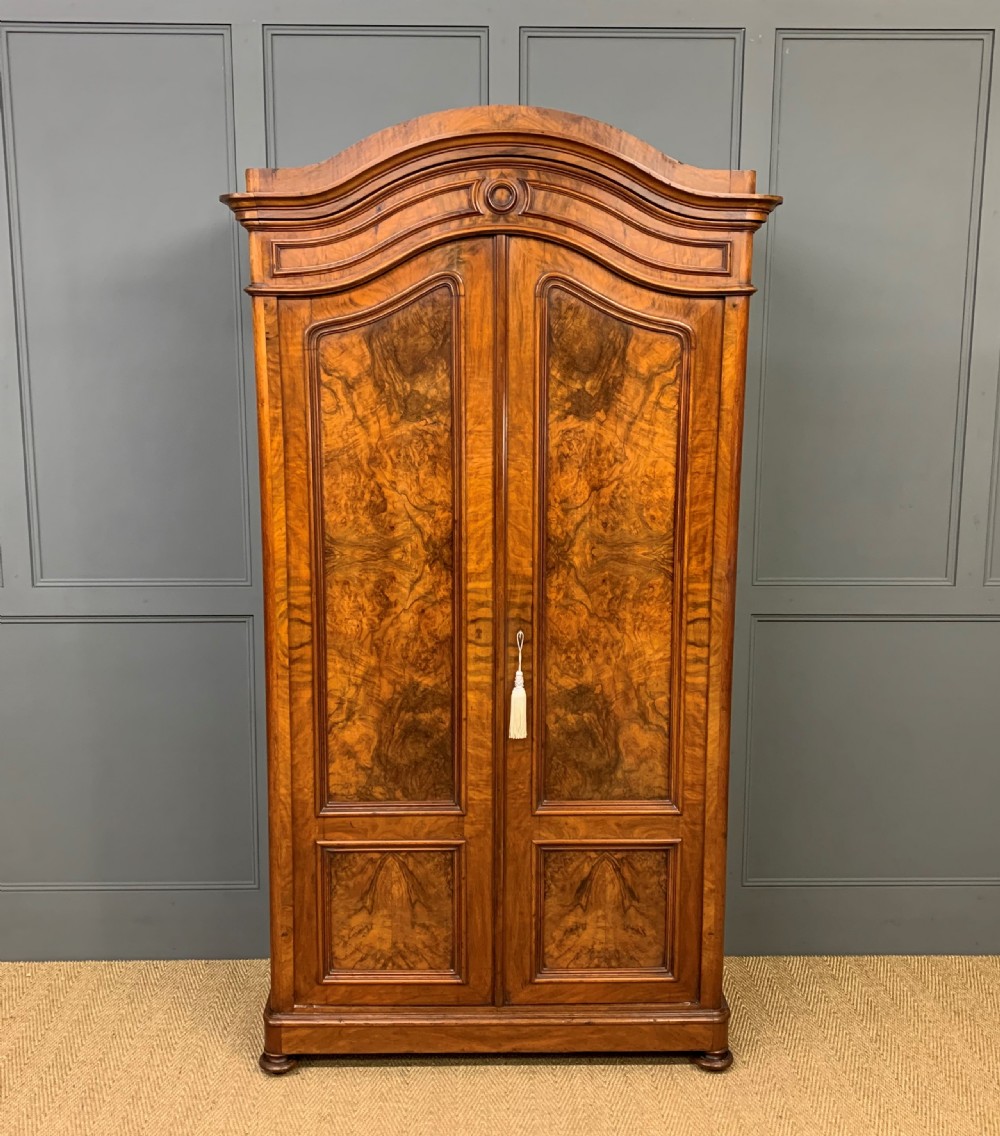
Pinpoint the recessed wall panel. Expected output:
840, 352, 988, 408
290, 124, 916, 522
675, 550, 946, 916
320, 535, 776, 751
520, 29, 741, 169
745, 618, 1000, 884
989, 427, 1000, 582
265, 26, 488, 168
0, 619, 256, 888
2, 26, 248, 584
755, 33, 990, 583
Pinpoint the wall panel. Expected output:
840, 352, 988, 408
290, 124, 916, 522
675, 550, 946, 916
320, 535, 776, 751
520, 28, 742, 169
753, 31, 990, 585
1, 0, 999, 958
1, 24, 249, 586
264, 25, 488, 168
744, 617, 1000, 887
0, 617, 258, 889
988, 408, 1000, 582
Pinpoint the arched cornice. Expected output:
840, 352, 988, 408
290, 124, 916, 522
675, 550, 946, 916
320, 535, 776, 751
223, 105, 780, 295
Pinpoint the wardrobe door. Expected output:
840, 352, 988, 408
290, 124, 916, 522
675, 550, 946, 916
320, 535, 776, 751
502, 239, 724, 1005
280, 239, 498, 1006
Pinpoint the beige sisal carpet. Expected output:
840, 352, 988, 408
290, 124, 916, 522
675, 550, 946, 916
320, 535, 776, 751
0, 957, 997, 1136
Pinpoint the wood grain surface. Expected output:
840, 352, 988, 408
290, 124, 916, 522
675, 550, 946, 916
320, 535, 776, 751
316, 284, 457, 803
542, 284, 684, 802
540, 848, 670, 971
503, 239, 720, 1008
225, 104, 778, 1057
287, 240, 497, 1008
323, 847, 456, 973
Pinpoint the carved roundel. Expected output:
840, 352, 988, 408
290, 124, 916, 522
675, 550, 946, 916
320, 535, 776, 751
478, 177, 525, 215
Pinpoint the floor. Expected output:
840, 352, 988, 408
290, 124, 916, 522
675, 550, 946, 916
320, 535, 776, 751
1, 956, 997, 1135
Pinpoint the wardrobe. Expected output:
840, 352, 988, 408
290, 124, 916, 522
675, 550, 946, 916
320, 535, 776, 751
223, 105, 778, 1071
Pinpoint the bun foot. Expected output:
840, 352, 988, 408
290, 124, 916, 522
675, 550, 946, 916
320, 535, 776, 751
692, 1049, 733, 1072
259, 1051, 298, 1075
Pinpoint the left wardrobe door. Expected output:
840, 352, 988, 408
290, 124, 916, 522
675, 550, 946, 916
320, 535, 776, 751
268, 240, 498, 1006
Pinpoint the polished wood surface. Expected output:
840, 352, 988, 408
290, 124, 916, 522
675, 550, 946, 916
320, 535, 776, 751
261, 1001, 730, 1056
224, 104, 778, 1069
692, 1048, 735, 1072
503, 239, 720, 1008
280, 240, 497, 1010
322, 846, 457, 975
540, 848, 671, 971
316, 282, 458, 804
542, 284, 682, 803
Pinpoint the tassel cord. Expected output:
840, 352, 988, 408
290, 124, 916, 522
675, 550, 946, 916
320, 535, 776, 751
509, 630, 527, 740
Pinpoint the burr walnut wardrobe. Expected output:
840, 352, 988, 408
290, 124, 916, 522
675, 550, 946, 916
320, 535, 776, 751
223, 105, 778, 1072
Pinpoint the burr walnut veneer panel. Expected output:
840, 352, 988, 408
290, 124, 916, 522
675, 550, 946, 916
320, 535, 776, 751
320, 844, 460, 978
224, 105, 777, 1068
539, 846, 674, 973
541, 284, 683, 804
315, 282, 460, 805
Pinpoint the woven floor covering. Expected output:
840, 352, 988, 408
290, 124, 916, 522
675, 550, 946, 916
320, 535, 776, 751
1, 956, 997, 1136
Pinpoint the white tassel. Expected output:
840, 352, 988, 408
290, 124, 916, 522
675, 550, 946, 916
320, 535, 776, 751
509, 672, 527, 739
509, 630, 527, 740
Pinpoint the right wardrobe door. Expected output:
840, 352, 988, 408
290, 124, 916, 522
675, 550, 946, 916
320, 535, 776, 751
502, 238, 727, 1006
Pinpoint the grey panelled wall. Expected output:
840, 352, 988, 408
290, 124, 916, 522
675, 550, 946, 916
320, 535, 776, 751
755, 32, 989, 585
519, 28, 743, 169
264, 26, 489, 167
3, 26, 249, 587
0, 0, 998, 960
